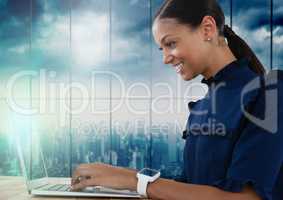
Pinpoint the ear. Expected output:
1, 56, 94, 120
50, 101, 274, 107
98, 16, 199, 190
199, 15, 218, 42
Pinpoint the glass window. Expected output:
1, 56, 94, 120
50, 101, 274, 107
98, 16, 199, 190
0, 0, 281, 180
30, 0, 71, 98
233, 0, 271, 70
218, 0, 232, 26
71, 99, 111, 171
112, 99, 150, 169
0, 99, 32, 176
111, 0, 151, 70
71, 0, 110, 68
0, 0, 31, 99
111, 68, 151, 99
71, 69, 111, 100
31, 99, 71, 177
151, 99, 186, 178
273, 0, 283, 69
151, 47, 178, 98
31, 0, 70, 69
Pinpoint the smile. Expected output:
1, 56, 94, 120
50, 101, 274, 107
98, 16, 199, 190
173, 62, 183, 73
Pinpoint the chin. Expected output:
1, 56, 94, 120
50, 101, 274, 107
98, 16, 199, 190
181, 73, 194, 81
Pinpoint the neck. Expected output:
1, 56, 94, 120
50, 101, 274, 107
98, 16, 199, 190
202, 45, 237, 80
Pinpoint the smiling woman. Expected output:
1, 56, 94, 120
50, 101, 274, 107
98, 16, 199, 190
0, 0, 282, 199
71, 0, 283, 200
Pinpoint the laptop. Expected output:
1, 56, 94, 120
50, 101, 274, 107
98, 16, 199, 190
15, 135, 141, 198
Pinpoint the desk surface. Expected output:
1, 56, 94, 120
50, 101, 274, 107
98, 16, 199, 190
0, 176, 145, 200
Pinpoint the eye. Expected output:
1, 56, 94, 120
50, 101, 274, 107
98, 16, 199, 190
165, 41, 176, 49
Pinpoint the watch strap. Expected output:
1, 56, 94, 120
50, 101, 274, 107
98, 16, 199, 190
137, 176, 148, 197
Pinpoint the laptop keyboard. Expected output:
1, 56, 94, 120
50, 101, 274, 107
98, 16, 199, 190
39, 184, 72, 192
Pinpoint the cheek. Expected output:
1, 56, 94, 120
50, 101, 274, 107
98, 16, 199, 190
174, 43, 206, 73
183, 52, 202, 70
185, 46, 207, 70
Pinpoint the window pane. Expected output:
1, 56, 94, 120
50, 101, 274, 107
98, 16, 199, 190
151, 99, 186, 178
31, 0, 71, 98
111, 69, 151, 99
218, 0, 231, 26
71, 99, 111, 171
112, 100, 150, 169
0, 99, 32, 177
273, 0, 283, 69
152, 48, 177, 98
0, 0, 31, 98
233, 0, 271, 70
71, 0, 110, 68
31, 0, 70, 69
111, 0, 151, 70
0, 69, 32, 99
31, 99, 71, 178
71, 69, 111, 100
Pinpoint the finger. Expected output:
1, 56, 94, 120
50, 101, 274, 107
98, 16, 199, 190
71, 166, 93, 185
71, 178, 96, 191
71, 175, 89, 186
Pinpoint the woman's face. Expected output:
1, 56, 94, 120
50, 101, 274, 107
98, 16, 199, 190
152, 18, 212, 81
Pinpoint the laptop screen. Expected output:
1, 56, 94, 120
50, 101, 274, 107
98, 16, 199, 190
14, 114, 47, 181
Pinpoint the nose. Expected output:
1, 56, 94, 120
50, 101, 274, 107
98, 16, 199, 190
163, 51, 174, 65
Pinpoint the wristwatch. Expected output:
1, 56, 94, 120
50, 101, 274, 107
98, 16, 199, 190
136, 168, 160, 197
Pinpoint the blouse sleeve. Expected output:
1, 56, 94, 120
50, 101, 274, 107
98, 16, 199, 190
213, 72, 283, 200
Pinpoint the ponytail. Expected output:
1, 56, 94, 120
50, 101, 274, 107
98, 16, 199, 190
223, 25, 266, 75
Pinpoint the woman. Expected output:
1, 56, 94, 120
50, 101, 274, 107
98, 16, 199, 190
71, 0, 283, 199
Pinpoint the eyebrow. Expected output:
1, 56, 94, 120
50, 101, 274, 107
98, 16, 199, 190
160, 34, 171, 44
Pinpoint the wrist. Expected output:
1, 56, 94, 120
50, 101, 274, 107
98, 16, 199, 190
146, 178, 164, 199
124, 169, 138, 191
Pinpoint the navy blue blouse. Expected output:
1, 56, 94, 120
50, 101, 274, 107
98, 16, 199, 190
182, 58, 283, 200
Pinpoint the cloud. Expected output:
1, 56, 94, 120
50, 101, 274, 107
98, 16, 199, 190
0, 0, 282, 72
71, 0, 109, 15
232, 0, 270, 12
232, 25, 271, 68
274, 27, 283, 44
226, 1, 283, 69
274, 26, 283, 38
273, 27, 283, 67
71, 12, 109, 67
30, 5, 150, 70
0, 0, 38, 56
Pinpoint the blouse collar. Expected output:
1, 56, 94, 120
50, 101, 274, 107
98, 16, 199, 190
201, 58, 250, 86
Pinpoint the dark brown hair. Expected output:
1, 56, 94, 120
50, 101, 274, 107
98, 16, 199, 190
154, 0, 265, 74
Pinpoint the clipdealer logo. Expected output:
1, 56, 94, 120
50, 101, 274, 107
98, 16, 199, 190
241, 71, 279, 134
4, 69, 208, 128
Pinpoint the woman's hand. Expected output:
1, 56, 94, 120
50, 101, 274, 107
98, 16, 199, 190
71, 163, 138, 191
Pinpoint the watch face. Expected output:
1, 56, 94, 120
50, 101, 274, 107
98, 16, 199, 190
139, 168, 159, 177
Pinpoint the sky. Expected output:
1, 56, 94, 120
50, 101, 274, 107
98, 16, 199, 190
0, 0, 282, 101
0, 0, 282, 68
